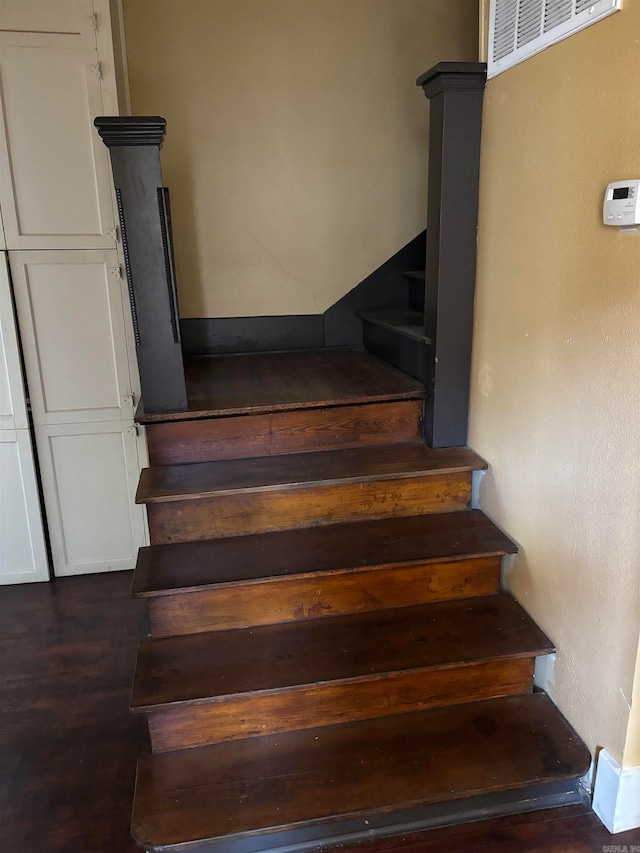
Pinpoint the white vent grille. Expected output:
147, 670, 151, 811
489, 0, 622, 77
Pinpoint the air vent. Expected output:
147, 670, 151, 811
518, 0, 543, 47
489, 0, 622, 77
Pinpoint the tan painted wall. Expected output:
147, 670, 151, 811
470, 4, 640, 765
122, 0, 478, 318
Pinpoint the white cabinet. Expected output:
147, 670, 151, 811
0, 1, 147, 580
0, 10, 117, 250
36, 421, 145, 576
9, 251, 136, 425
9, 250, 146, 577
0, 255, 48, 584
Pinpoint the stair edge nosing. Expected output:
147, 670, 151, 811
132, 549, 514, 598
130, 650, 554, 714
136, 463, 485, 505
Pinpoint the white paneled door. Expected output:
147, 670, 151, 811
9, 251, 135, 425
0, 20, 118, 250
0, 254, 48, 583
10, 250, 147, 576
35, 421, 145, 575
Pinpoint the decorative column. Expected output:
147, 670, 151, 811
417, 63, 487, 448
94, 116, 188, 414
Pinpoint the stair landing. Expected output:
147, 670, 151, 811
136, 349, 424, 423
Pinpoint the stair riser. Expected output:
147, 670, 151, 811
146, 401, 423, 466
409, 278, 425, 312
145, 657, 535, 753
146, 556, 502, 637
146, 472, 472, 545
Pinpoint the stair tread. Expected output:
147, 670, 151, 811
136, 443, 485, 504
359, 309, 429, 343
133, 509, 516, 596
131, 693, 590, 851
137, 349, 424, 423
131, 594, 552, 711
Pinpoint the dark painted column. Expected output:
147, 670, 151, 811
94, 116, 188, 414
417, 63, 487, 448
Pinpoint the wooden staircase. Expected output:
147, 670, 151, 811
129, 349, 590, 853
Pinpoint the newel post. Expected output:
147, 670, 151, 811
94, 116, 188, 414
417, 63, 487, 448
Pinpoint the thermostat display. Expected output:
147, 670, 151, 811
603, 179, 640, 226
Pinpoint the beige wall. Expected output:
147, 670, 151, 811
122, 0, 478, 318
470, 4, 640, 765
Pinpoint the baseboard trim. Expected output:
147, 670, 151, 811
592, 749, 640, 833
180, 315, 324, 357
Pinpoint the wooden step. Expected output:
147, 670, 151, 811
145, 399, 423, 466
133, 510, 516, 636
131, 693, 591, 853
131, 594, 552, 752
137, 444, 485, 545
137, 349, 424, 424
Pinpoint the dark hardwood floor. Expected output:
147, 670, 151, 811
0, 572, 148, 853
0, 571, 638, 853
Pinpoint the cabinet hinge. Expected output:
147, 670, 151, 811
88, 13, 98, 31
123, 394, 135, 408
110, 265, 123, 279
107, 226, 119, 243
91, 62, 103, 80
127, 425, 139, 437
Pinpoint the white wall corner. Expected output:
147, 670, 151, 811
534, 652, 557, 694
592, 749, 640, 833
471, 469, 486, 509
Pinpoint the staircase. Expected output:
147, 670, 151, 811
359, 269, 428, 381
129, 349, 590, 853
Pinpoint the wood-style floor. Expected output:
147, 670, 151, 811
1, 571, 639, 852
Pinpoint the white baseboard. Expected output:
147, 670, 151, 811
593, 749, 640, 833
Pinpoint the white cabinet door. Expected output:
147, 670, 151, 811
9, 250, 136, 425
10, 249, 146, 576
0, 430, 49, 584
35, 421, 145, 576
0, 254, 48, 583
0, 253, 26, 430
0, 27, 117, 249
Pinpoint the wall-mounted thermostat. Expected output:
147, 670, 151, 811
603, 180, 640, 227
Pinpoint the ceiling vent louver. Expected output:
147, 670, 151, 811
488, 0, 622, 77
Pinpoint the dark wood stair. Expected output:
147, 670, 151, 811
131, 693, 590, 853
136, 443, 486, 544
132, 510, 516, 636
128, 349, 590, 852
131, 594, 553, 753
